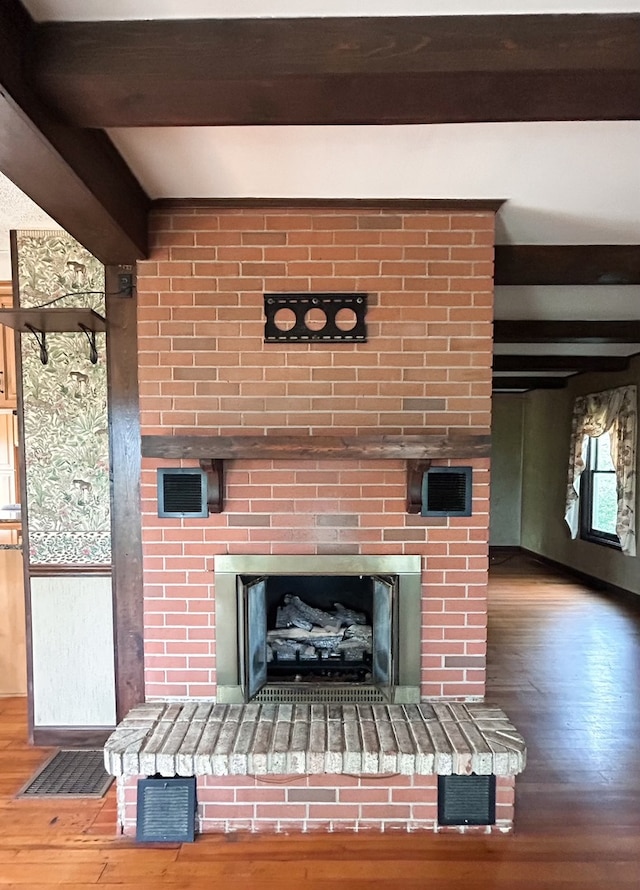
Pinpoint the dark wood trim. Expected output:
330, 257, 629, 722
28, 565, 111, 577
32, 727, 113, 747
0, 0, 149, 264
199, 459, 224, 514
152, 198, 505, 212
142, 433, 492, 461
106, 266, 145, 721
492, 376, 569, 390
494, 320, 640, 344
10, 232, 35, 743
30, 15, 640, 126
520, 548, 639, 602
488, 545, 521, 558
406, 460, 431, 514
493, 355, 631, 373
495, 245, 640, 286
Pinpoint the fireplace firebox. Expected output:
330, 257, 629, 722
215, 555, 422, 704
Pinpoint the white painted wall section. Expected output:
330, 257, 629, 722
31, 576, 116, 727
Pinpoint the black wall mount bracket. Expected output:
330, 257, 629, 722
264, 293, 367, 342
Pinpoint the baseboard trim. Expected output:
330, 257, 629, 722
489, 546, 521, 557
32, 727, 113, 747
520, 547, 639, 602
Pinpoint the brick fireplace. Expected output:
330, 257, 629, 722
110, 202, 524, 835
213, 554, 422, 704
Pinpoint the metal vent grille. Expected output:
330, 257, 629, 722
136, 777, 196, 843
422, 467, 472, 517
17, 749, 113, 798
157, 469, 207, 518
252, 685, 385, 703
438, 774, 496, 826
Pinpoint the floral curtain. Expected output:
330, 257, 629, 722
565, 385, 637, 556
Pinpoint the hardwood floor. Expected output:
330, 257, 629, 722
1, 552, 639, 888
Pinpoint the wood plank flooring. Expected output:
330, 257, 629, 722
1, 552, 639, 888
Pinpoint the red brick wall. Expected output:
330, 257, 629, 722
136, 205, 494, 700
117, 774, 515, 835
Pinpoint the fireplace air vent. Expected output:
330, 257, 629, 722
157, 468, 208, 518
252, 685, 385, 704
421, 467, 472, 517
136, 776, 196, 842
437, 774, 496, 826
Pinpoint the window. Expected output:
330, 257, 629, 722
579, 431, 621, 549
565, 384, 636, 556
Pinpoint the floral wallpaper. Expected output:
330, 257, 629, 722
16, 231, 111, 565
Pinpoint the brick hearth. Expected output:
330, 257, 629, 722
106, 701, 524, 834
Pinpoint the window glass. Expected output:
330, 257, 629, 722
592, 472, 617, 535
580, 430, 620, 548
595, 433, 615, 472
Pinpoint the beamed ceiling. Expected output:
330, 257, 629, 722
1, 0, 640, 392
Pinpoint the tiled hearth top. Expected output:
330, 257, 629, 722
104, 702, 526, 778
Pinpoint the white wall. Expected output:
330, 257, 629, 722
490, 394, 524, 546
31, 576, 116, 726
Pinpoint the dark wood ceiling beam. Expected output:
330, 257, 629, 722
492, 376, 569, 390
0, 0, 149, 264
495, 245, 640, 285
493, 355, 631, 372
28, 14, 640, 127
494, 320, 640, 344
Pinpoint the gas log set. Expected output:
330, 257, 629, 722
266, 593, 373, 678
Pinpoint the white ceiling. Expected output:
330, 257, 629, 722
4, 118, 639, 272
4, 0, 640, 385
20, 1, 640, 20
108, 121, 640, 247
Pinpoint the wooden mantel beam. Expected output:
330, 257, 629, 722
29, 14, 640, 127
0, 0, 150, 264
142, 434, 491, 461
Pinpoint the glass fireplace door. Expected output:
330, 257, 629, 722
372, 575, 393, 689
245, 577, 267, 701
243, 574, 394, 701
